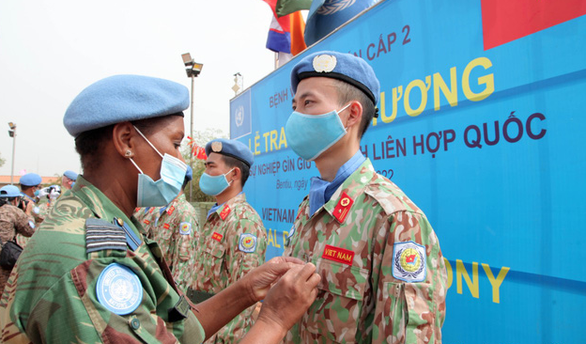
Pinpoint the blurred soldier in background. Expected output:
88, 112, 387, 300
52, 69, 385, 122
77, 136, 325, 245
135, 166, 199, 293
0, 185, 35, 292
189, 138, 267, 343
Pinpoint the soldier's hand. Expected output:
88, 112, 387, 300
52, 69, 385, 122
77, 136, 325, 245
243, 256, 305, 303
255, 263, 320, 332
24, 199, 34, 215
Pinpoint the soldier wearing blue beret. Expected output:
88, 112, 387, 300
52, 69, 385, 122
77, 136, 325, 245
61, 170, 78, 190
0, 185, 35, 292
18, 173, 42, 204
189, 138, 267, 343
0, 75, 320, 343
284, 51, 448, 343
17, 173, 43, 235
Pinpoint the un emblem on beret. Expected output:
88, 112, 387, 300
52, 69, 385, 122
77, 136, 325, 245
212, 141, 223, 152
313, 55, 337, 73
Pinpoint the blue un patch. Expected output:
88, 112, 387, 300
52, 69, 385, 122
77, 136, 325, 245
96, 263, 143, 315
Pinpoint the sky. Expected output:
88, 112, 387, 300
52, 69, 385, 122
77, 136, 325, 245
0, 0, 278, 178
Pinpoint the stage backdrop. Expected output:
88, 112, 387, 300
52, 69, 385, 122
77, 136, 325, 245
230, 0, 586, 342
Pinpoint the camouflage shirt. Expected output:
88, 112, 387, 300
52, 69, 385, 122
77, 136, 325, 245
15, 197, 46, 248
190, 193, 267, 344
0, 203, 35, 292
136, 193, 199, 293
284, 159, 447, 344
0, 176, 205, 343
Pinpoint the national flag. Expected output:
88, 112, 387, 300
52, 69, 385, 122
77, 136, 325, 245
481, 0, 586, 50
186, 136, 207, 160
276, 0, 312, 17
267, 15, 291, 53
263, 0, 290, 32
290, 10, 307, 55
263, 0, 308, 60
304, 0, 376, 46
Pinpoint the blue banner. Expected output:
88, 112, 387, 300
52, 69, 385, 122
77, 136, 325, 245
229, 89, 252, 139
231, 0, 586, 342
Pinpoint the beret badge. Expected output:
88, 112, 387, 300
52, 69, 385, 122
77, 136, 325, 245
211, 141, 223, 153
312, 55, 337, 73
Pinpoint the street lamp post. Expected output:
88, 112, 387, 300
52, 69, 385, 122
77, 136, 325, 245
181, 53, 203, 201
7, 122, 16, 185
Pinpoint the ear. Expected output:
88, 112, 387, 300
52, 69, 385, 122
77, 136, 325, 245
346, 101, 363, 129
112, 122, 137, 158
231, 166, 241, 183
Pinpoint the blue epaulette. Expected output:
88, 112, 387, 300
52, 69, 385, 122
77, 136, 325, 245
85, 218, 127, 253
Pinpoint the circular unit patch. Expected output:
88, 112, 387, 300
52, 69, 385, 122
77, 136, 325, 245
392, 241, 426, 283
96, 263, 143, 315
238, 233, 257, 253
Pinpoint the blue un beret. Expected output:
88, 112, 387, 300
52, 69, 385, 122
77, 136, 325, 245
20, 173, 42, 186
185, 166, 193, 182
63, 75, 189, 137
0, 185, 22, 198
205, 139, 254, 168
291, 51, 380, 106
63, 170, 78, 181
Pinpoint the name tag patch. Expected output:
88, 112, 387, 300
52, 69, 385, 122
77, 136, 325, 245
322, 244, 354, 265
239, 233, 257, 253
392, 241, 426, 283
212, 232, 223, 242
96, 263, 143, 315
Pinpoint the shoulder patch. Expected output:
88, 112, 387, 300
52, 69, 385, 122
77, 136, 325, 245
96, 263, 143, 315
85, 218, 127, 253
179, 222, 191, 235
239, 233, 257, 253
333, 192, 354, 223
220, 205, 231, 220
28, 220, 35, 229
392, 241, 426, 283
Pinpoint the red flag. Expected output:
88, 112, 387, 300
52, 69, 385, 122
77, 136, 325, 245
481, 0, 586, 50
186, 136, 207, 160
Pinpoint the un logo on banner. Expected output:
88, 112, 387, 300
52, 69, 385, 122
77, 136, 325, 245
230, 89, 252, 139
318, 0, 356, 15
235, 105, 244, 127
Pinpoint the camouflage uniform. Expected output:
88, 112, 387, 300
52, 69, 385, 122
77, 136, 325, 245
0, 176, 205, 343
15, 196, 45, 248
0, 204, 35, 292
284, 159, 447, 344
136, 194, 199, 293
190, 193, 267, 343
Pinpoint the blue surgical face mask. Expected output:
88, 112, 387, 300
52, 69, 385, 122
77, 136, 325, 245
129, 126, 187, 207
199, 168, 234, 196
285, 103, 351, 161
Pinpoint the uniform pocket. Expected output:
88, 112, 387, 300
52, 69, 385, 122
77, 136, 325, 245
303, 258, 368, 343
375, 282, 407, 342
203, 244, 225, 278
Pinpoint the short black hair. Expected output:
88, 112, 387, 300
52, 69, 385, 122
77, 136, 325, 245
75, 124, 115, 172
220, 155, 250, 187
20, 185, 38, 192
333, 79, 376, 139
